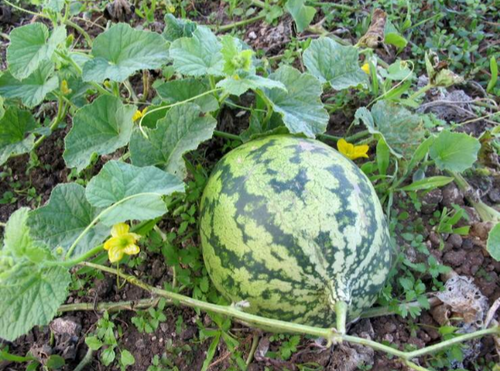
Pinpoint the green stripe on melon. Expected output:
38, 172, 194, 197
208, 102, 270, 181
200, 135, 392, 327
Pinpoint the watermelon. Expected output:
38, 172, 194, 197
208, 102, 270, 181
199, 135, 392, 327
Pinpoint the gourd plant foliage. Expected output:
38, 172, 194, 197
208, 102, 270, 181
0, 5, 499, 369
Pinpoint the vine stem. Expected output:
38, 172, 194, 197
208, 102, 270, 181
0, 222, 6, 228
216, 14, 266, 32
45, 245, 103, 268
138, 88, 223, 138
213, 130, 241, 141
79, 261, 500, 365
408, 84, 433, 101
58, 297, 160, 313
317, 130, 370, 144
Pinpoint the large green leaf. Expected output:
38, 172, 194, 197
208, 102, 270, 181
130, 103, 216, 178
0, 107, 37, 166
263, 66, 329, 138
63, 95, 136, 171
3, 208, 51, 264
155, 78, 219, 113
217, 73, 286, 97
487, 223, 500, 262
82, 23, 169, 83
303, 38, 368, 90
169, 26, 224, 77
355, 101, 424, 158
7, 23, 66, 80
162, 14, 196, 42
429, 131, 480, 172
0, 209, 71, 341
85, 161, 185, 226
0, 264, 70, 342
0, 61, 58, 107
285, 0, 316, 32
28, 183, 108, 257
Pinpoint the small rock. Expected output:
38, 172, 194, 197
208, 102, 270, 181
50, 318, 81, 337
447, 234, 463, 249
408, 337, 426, 349
135, 339, 146, 349
442, 242, 454, 253
428, 231, 441, 248
441, 184, 464, 208
383, 322, 397, 334
160, 323, 169, 333
421, 189, 443, 214
151, 259, 166, 279
443, 249, 467, 267
462, 239, 474, 250
488, 188, 500, 203
470, 222, 493, 241
181, 326, 197, 341
248, 31, 257, 39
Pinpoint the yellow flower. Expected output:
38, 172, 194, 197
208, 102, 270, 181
337, 138, 369, 160
103, 223, 141, 263
132, 107, 148, 122
361, 63, 370, 75
61, 80, 72, 95
167, 5, 176, 13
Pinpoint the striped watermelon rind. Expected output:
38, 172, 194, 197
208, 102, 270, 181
200, 135, 392, 327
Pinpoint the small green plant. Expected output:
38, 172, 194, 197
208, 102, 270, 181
85, 312, 135, 370
132, 298, 167, 333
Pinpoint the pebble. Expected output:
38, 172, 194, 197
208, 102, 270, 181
443, 249, 467, 267
383, 322, 397, 333
441, 184, 464, 208
135, 339, 146, 349
421, 189, 443, 214
447, 234, 463, 248
248, 31, 257, 39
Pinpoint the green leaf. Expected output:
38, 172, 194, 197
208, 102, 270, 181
220, 35, 254, 75
85, 161, 185, 226
7, 23, 66, 80
355, 101, 424, 158
28, 183, 108, 257
155, 78, 219, 113
429, 131, 481, 172
487, 223, 500, 262
85, 336, 103, 350
285, 0, 316, 32
399, 176, 454, 192
101, 347, 116, 366
486, 57, 498, 93
162, 14, 196, 42
63, 95, 136, 171
130, 103, 216, 178
45, 355, 65, 369
82, 23, 169, 83
263, 66, 329, 138
0, 264, 70, 341
0, 61, 58, 107
120, 350, 135, 367
303, 38, 368, 90
0, 97, 4, 120
44, 0, 66, 12
217, 73, 286, 97
3, 208, 51, 264
169, 26, 224, 77
384, 20, 407, 48
0, 107, 37, 166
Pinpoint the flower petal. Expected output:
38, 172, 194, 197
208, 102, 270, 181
108, 245, 124, 263
123, 244, 140, 256
111, 223, 130, 237
104, 236, 121, 251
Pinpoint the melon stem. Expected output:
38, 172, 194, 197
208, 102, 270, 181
334, 301, 348, 335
